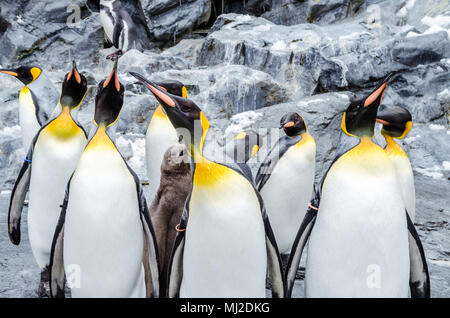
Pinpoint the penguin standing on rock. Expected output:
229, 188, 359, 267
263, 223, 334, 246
0, 66, 58, 148
99, 0, 141, 60
255, 112, 316, 266
145, 80, 188, 201
285, 74, 430, 298
376, 106, 415, 221
49, 61, 160, 298
130, 72, 285, 298
8, 61, 88, 297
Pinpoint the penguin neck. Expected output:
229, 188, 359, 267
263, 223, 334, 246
383, 133, 407, 158
153, 105, 168, 120
191, 148, 231, 187
45, 106, 82, 140
86, 124, 116, 152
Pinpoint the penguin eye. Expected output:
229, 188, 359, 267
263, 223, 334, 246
180, 103, 191, 113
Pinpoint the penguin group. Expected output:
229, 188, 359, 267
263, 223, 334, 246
1, 33, 429, 299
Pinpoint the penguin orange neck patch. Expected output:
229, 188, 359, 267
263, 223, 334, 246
44, 107, 83, 140
85, 124, 116, 151
152, 105, 168, 119
384, 135, 407, 158
193, 156, 232, 187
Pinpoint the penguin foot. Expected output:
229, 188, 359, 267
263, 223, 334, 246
38, 266, 51, 298
106, 50, 123, 61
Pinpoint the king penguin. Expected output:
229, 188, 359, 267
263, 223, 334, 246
145, 80, 188, 201
255, 112, 316, 265
130, 71, 285, 298
284, 74, 430, 298
8, 61, 88, 297
49, 61, 160, 298
0, 66, 58, 148
224, 129, 262, 165
99, 0, 140, 60
376, 106, 415, 221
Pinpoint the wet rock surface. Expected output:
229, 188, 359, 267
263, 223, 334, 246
0, 0, 449, 297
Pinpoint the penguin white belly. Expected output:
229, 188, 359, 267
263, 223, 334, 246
99, 8, 114, 42
260, 142, 315, 254
180, 167, 267, 298
145, 114, 178, 200
64, 147, 146, 298
305, 144, 409, 297
19, 87, 40, 149
27, 130, 86, 269
390, 155, 415, 221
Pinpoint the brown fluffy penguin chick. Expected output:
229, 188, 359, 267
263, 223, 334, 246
149, 143, 191, 297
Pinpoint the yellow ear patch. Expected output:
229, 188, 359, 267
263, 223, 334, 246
251, 145, 259, 157
234, 132, 246, 140
397, 121, 412, 139
30, 67, 41, 81
200, 111, 210, 151
182, 86, 188, 98
341, 112, 355, 137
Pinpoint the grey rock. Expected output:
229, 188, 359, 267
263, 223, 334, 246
142, 0, 211, 42
392, 31, 450, 67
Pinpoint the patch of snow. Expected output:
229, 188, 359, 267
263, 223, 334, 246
253, 25, 271, 32
271, 40, 288, 51
428, 259, 450, 268
414, 166, 444, 179
429, 124, 445, 131
420, 15, 450, 38
225, 111, 263, 137
404, 134, 421, 143
0, 125, 21, 138
443, 161, 450, 171
1, 190, 11, 195
396, 0, 415, 18
438, 88, 450, 102
128, 137, 146, 172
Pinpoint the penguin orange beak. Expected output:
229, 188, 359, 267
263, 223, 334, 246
0, 69, 18, 77
283, 121, 295, 128
103, 60, 121, 92
376, 118, 390, 125
66, 61, 82, 84
363, 72, 395, 108
129, 72, 176, 107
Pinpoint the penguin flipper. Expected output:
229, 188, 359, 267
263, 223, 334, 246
167, 193, 190, 298
406, 212, 430, 298
49, 180, 71, 298
285, 208, 317, 298
255, 135, 300, 191
8, 147, 33, 245
137, 186, 160, 298
167, 231, 185, 298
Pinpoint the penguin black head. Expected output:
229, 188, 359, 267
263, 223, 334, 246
155, 80, 188, 98
60, 61, 88, 109
130, 72, 209, 154
95, 61, 125, 126
376, 106, 412, 139
280, 112, 307, 137
342, 73, 394, 138
0, 66, 42, 85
